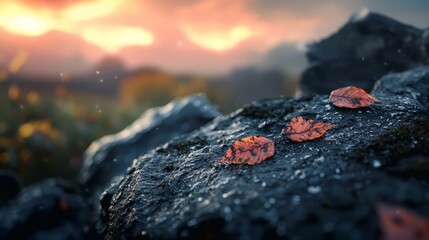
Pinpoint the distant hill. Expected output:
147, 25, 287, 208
0, 29, 104, 76
256, 43, 307, 76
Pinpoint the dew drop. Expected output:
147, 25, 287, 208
223, 206, 231, 214
372, 160, 381, 168
307, 186, 321, 194
292, 195, 301, 205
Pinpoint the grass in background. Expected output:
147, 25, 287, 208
0, 93, 143, 184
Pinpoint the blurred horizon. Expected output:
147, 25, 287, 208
0, 0, 428, 77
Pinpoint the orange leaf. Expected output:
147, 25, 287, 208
330, 86, 380, 108
281, 116, 335, 142
377, 203, 429, 240
218, 136, 275, 165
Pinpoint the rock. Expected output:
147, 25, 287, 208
98, 66, 429, 239
300, 11, 429, 95
0, 179, 85, 240
80, 94, 220, 195
372, 66, 429, 109
0, 170, 22, 207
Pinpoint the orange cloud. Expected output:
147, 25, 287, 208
182, 25, 253, 52
0, 2, 54, 36
61, 0, 118, 22
0, 0, 154, 52
178, 0, 261, 51
82, 25, 154, 52
0, 0, 349, 55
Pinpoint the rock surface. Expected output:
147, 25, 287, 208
0, 170, 22, 207
80, 94, 220, 195
0, 179, 85, 240
300, 11, 429, 95
99, 66, 429, 240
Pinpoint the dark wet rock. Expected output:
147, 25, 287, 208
372, 66, 429, 108
98, 66, 429, 240
80, 94, 220, 196
300, 11, 429, 95
0, 179, 85, 240
0, 170, 22, 207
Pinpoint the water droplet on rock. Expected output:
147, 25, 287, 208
307, 186, 321, 194
372, 160, 381, 168
294, 170, 301, 176
314, 156, 324, 162
223, 206, 231, 214
292, 195, 301, 205
187, 219, 198, 227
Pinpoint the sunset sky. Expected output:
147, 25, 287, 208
0, 0, 428, 75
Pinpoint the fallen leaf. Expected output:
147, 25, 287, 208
330, 86, 380, 108
281, 116, 335, 142
377, 203, 429, 240
218, 136, 275, 165
59, 195, 68, 211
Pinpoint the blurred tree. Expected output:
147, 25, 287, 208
120, 69, 210, 108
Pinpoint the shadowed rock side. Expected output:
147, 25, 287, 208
0, 170, 23, 207
300, 11, 429, 95
99, 67, 429, 240
0, 179, 85, 240
80, 94, 220, 196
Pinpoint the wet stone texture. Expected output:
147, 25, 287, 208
300, 11, 429, 95
99, 67, 429, 240
80, 94, 220, 197
0, 179, 85, 240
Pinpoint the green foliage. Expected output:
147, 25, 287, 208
0, 94, 142, 184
